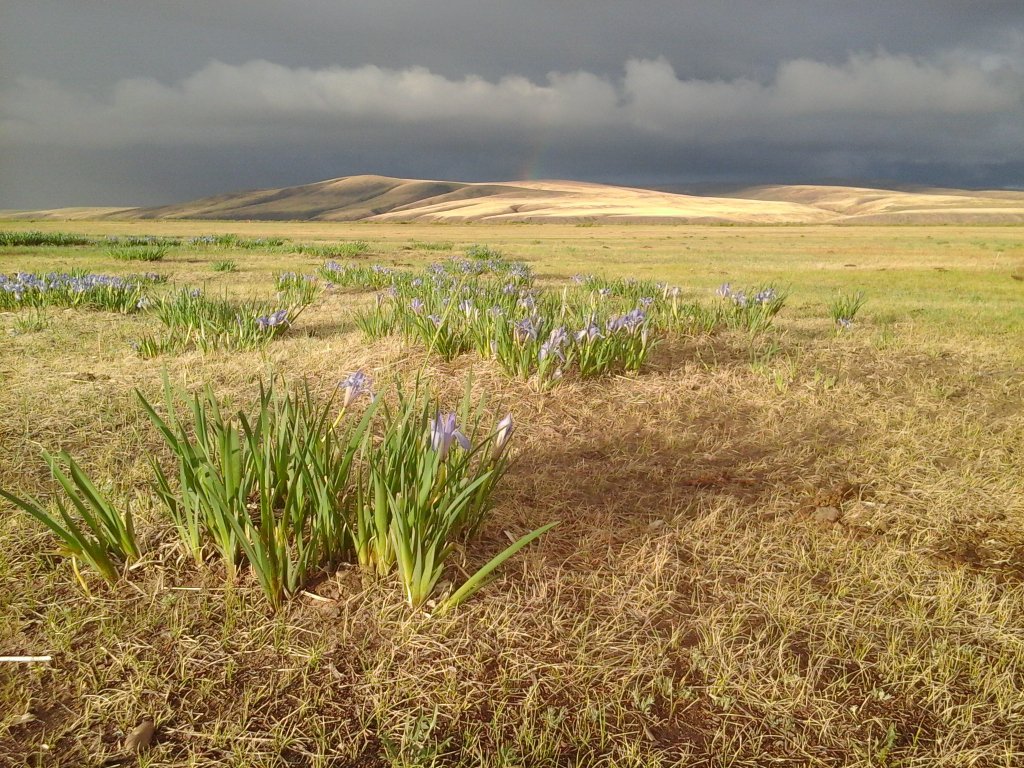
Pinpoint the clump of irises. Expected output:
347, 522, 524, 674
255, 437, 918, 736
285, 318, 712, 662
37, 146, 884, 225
0, 372, 551, 612
0, 270, 158, 313
5, 372, 553, 612
356, 265, 659, 384
357, 379, 552, 610
715, 282, 788, 335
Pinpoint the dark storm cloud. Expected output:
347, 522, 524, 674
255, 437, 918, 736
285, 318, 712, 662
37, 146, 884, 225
2, 1, 1023, 207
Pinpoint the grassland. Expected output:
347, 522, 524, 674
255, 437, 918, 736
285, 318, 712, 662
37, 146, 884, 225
0, 221, 1022, 767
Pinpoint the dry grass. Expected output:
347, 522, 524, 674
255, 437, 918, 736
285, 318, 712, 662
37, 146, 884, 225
0, 222, 1022, 766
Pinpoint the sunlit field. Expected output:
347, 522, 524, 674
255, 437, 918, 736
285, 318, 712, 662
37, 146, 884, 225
1, 221, 1022, 767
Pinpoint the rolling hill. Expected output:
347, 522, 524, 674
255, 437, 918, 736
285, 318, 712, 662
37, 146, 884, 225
6, 176, 1024, 224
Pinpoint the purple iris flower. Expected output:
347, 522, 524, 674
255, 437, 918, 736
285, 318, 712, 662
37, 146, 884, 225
339, 370, 372, 408
539, 327, 568, 362
716, 283, 732, 298
410, 298, 425, 314
575, 322, 602, 343
256, 309, 288, 330
514, 317, 539, 343
429, 412, 471, 460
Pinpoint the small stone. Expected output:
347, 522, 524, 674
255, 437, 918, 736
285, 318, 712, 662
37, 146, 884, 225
123, 718, 155, 753
813, 506, 841, 524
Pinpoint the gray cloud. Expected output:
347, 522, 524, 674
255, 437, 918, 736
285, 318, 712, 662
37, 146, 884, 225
4, 50, 1020, 147
2, 2, 1023, 207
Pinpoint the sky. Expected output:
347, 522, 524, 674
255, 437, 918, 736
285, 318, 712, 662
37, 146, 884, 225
2, 1, 1023, 208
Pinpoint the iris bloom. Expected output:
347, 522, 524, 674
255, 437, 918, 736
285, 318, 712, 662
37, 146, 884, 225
514, 317, 539, 343
576, 322, 602, 343
429, 412, 471, 460
255, 309, 288, 330
339, 370, 372, 408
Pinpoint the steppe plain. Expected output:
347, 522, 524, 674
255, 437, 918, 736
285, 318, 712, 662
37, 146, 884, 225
0, 183, 1022, 766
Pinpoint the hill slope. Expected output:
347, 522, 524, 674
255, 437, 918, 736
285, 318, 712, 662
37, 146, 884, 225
7, 176, 1024, 224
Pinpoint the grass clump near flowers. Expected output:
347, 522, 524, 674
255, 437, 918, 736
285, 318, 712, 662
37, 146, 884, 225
291, 240, 372, 259
0, 230, 95, 247
0, 270, 157, 313
463, 244, 504, 261
108, 244, 168, 262
829, 289, 868, 330
133, 372, 550, 611
0, 451, 139, 587
139, 376, 372, 608
210, 259, 237, 272
410, 240, 454, 251
572, 273, 663, 304
136, 286, 311, 356
354, 294, 400, 340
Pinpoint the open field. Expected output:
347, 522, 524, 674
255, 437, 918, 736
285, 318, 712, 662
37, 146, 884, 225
1, 221, 1022, 766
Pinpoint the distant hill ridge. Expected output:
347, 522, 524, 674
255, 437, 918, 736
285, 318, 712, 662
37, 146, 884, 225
8, 175, 1024, 224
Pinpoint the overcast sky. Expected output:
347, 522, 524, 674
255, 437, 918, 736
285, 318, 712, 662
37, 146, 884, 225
2, 1, 1023, 207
